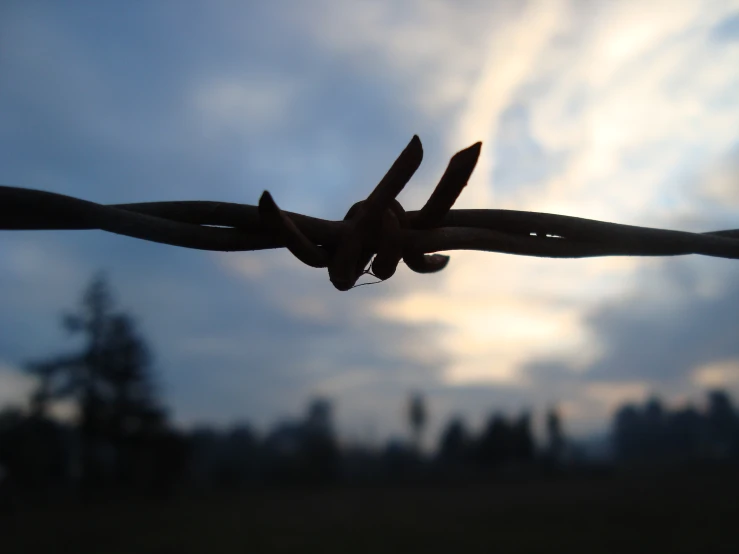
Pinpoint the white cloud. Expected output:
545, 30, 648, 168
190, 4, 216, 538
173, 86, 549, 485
0, 362, 79, 423
47, 400, 79, 424
285, 0, 515, 116
522, 0, 739, 221
368, 0, 739, 416
374, 271, 601, 384
585, 381, 651, 408
281, 295, 334, 323
312, 367, 381, 396
701, 154, 739, 207
217, 251, 272, 280
551, 381, 653, 436
0, 362, 35, 410
450, 0, 568, 208
692, 359, 739, 387
191, 76, 299, 135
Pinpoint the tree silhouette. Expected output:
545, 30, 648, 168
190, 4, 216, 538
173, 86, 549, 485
546, 406, 566, 463
26, 272, 165, 488
407, 392, 428, 452
511, 412, 535, 462
706, 390, 738, 457
475, 413, 511, 468
438, 416, 470, 465
613, 390, 739, 464
261, 397, 339, 485
0, 407, 68, 493
302, 398, 339, 484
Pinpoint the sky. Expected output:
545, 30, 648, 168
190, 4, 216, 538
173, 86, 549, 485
1, 0, 739, 447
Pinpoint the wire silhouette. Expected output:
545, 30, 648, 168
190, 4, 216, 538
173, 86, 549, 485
2, 136, 738, 291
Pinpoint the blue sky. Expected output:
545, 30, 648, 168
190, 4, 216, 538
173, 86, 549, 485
2, 0, 739, 446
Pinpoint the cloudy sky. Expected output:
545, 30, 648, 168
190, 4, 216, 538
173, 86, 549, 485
1, 0, 739, 446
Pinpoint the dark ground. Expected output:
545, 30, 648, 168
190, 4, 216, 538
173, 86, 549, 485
3, 469, 738, 554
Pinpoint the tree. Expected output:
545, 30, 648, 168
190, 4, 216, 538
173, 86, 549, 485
511, 412, 535, 462
262, 398, 339, 485
301, 398, 339, 484
706, 390, 739, 457
0, 407, 68, 492
612, 391, 739, 464
438, 416, 470, 464
407, 392, 428, 452
475, 413, 511, 468
546, 406, 566, 462
614, 403, 642, 461
26, 272, 165, 487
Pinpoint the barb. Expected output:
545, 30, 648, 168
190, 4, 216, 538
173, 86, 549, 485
2, 135, 738, 291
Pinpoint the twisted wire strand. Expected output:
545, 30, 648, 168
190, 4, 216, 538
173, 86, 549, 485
1, 135, 738, 290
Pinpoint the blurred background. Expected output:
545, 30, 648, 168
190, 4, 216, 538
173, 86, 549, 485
1, 1, 739, 552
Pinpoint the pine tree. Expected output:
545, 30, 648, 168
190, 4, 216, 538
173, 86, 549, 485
26, 272, 165, 486
408, 392, 428, 452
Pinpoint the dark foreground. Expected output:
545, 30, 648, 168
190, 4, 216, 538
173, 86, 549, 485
3, 469, 738, 554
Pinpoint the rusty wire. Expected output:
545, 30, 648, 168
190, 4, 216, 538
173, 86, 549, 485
2, 135, 738, 290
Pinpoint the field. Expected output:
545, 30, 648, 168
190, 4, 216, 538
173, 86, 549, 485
3, 469, 738, 553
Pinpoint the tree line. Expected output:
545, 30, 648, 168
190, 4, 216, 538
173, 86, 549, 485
614, 391, 739, 464
1, 273, 738, 500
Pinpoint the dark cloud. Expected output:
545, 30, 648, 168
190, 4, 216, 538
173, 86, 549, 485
0, 2, 455, 436
525, 258, 739, 388
0, 1, 435, 213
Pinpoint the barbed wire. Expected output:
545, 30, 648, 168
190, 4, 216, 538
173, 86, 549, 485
2, 135, 738, 290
